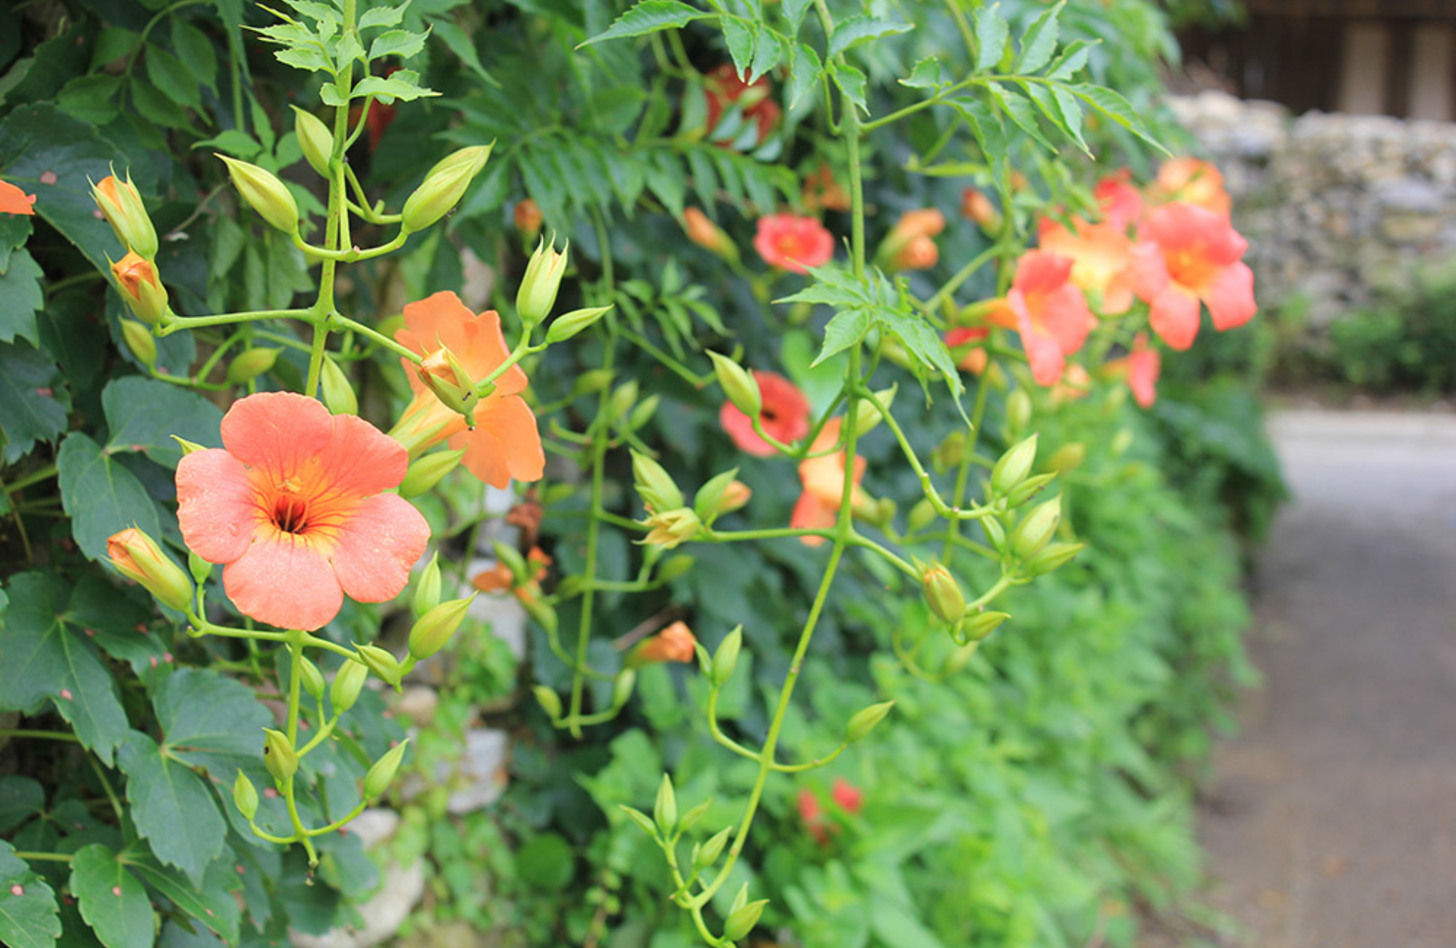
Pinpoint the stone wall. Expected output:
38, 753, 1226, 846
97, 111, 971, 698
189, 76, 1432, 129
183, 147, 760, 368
1169, 90, 1456, 324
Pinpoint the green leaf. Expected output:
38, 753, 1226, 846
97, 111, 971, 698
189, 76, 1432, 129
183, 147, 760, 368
722, 18, 757, 77
430, 18, 496, 86
990, 83, 1055, 152
367, 27, 428, 60
831, 63, 867, 111
57, 433, 163, 563
117, 733, 227, 888
828, 16, 912, 59
880, 306, 964, 398
1047, 38, 1092, 80
0, 573, 131, 766
1070, 83, 1164, 151
813, 308, 873, 367
870, 899, 949, 948
0, 840, 61, 948
169, 20, 218, 94
1015, 2, 1062, 74
0, 247, 43, 346
125, 855, 239, 944
749, 28, 783, 82
70, 844, 154, 948
145, 47, 201, 111
55, 75, 123, 125
359, 1, 407, 30
973, 4, 1008, 73
153, 668, 272, 779
102, 377, 224, 468
350, 70, 438, 103
785, 43, 822, 110
781, 0, 813, 33
514, 833, 576, 890
1053, 84, 1087, 154
0, 777, 45, 833
0, 341, 68, 464
580, 0, 709, 47
901, 57, 945, 89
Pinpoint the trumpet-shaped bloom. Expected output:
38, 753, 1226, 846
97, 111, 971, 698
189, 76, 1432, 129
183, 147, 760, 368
1037, 216, 1135, 315
176, 392, 430, 631
1130, 202, 1256, 350
394, 291, 545, 488
1093, 170, 1143, 231
720, 370, 811, 456
0, 176, 35, 215
990, 251, 1097, 387
1152, 157, 1231, 217
791, 418, 868, 547
755, 214, 834, 273
1108, 332, 1161, 408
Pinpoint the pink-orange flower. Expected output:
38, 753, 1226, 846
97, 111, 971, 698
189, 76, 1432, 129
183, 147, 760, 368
513, 198, 542, 239
720, 370, 811, 457
755, 214, 834, 273
961, 187, 1001, 232
1093, 170, 1143, 231
945, 327, 990, 375
176, 392, 430, 631
1108, 332, 1161, 408
791, 418, 869, 547
629, 620, 697, 666
1151, 158, 1231, 217
0, 176, 36, 215
880, 209, 945, 272
802, 163, 850, 213
831, 777, 863, 814
989, 250, 1097, 387
704, 64, 781, 147
1130, 202, 1256, 350
393, 291, 545, 488
1037, 216, 1135, 315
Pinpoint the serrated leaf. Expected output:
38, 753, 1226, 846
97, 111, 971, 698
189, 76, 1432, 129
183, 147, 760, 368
359, 0, 408, 30
57, 433, 164, 563
117, 733, 227, 888
831, 63, 866, 111
974, 4, 1008, 73
0, 840, 61, 948
70, 844, 154, 948
0, 573, 131, 766
125, 855, 239, 944
828, 16, 911, 59
813, 307, 873, 366
786, 43, 822, 110
781, 0, 813, 32
990, 83, 1055, 152
1070, 83, 1164, 151
880, 307, 963, 398
102, 377, 224, 469
351, 71, 438, 103
580, 0, 709, 47
274, 44, 331, 72
1053, 84, 1088, 154
722, 18, 756, 77
0, 341, 68, 464
901, 57, 945, 89
367, 27, 428, 60
749, 29, 782, 82
1015, 2, 1062, 74
0, 247, 43, 346
1047, 38, 1092, 80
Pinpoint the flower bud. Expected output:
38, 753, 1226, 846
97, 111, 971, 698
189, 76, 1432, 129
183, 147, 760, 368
653, 774, 678, 836
853, 384, 897, 438
292, 106, 335, 178
921, 563, 966, 624
92, 172, 158, 259
572, 368, 613, 396
991, 434, 1038, 496
907, 498, 937, 533
657, 555, 695, 581
960, 610, 1010, 642
225, 347, 280, 386
363, 739, 409, 799
544, 305, 612, 344
627, 620, 697, 667
110, 252, 170, 325
711, 626, 742, 686
1005, 472, 1056, 508
106, 528, 192, 612
640, 507, 700, 550
408, 595, 474, 661
261, 728, 298, 783
606, 381, 639, 425
626, 393, 659, 432
631, 451, 683, 511
297, 655, 325, 700
233, 770, 259, 821
845, 700, 894, 743
707, 351, 761, 419
611, 669, 636, 708
682, 208, 738, 262
330, 659, 369, 713
693, 468, 742, 521
417, 348, 479, 422
120, 319, 156, 368
319, 357, 358, 415
961, 187, 1002, 233
932, 430, 967, 471
982, 515, 1007, 552
723, 898, 769, 942
399, 448, 465, 499
517, 237, 568, 327
533, 685, 563, 721
1022, 541, 1084, 577
187, 550, 213, 585
1010, 496, 1061, 560
218, 156, 300, 234
401, 145, 492, 233
1044, 442, 1086, 475
514, 198, 542, 239
1005, 388, 1033, 438
412, 553, 442, 620
355, 644, 403, 689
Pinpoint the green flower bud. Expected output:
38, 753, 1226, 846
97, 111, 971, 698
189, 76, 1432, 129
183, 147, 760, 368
545, 305, 613, 344
408, 595, 475, 661
960, 610, 1010, 642
991, 434, 1038, 496
631, 451, 683, 511
319, 357, 357, 415
606, 380, 639, 425
907, 498, 938, 533
723, 897, 769, 942
187, 550, 213, 585
399, 448, 465, 499
693, 468, 741, 521
653, 774, 678, 836
91, 171, 158, 260
106, 527, 193, 613
1006, 388, 1033, 438
412, 552, 442, 620
1011, 496, 1061, 561
853, 384, 897, 438
1044, 442, 1086, 475
233, 770, 259, 821
225, 347, 280, 386
921, 563, 966, 624
363, 739, 409, 799
626, 393, 659, 432
695, 826, 732, 870
401, 145, 492, 234
292, 106, 335, 178
707, 351, 761, 419
355, 644, 403, 689
656, 554, 695, 581
611, 669, 636, 708
120, 319, 156, 368
297, 655, 325, 700
218, 155, 300, 234
711, 626, 743, 687
517, 237, 568, 327
261, 728, 298, 783
330, 659, 369, 713
845, 700, 894, 743
533, 685, 563, 721
1005, 472, 1056, 508
1022, 541, 1084, 577
982, 515, 1007, 552
572, 368, 614, 396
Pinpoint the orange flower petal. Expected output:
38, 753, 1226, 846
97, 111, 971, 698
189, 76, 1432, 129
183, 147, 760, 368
1206, 261, 1257, 332
223, 533, 344, 632
0, 178, 36, 216
1148, 285, 1202, 351
176, 449, 262, 564
220, 392, 334, 477
315, 413, 410, 498
450, 394, 545, 489
330, 493, 432, 603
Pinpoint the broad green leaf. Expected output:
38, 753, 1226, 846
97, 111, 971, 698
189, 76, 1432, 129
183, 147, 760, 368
70, 844, 154, 948
0, 247, 43, 346
56, 433, 164, 563
580, 0, 709, 47
813, 308, 873, 366
973, 4, 1008, 73
359, 1, 408, 30
348, 71, 438, 103
169, 21, 218, 94
0, 214, 30, 272
153, 668, 272, 778
0, 840, 61, 948
145, 47, 201, 111
870, 899, 949, 948
117, 733, 227, 887
827, 16, 911, 59
102, 377, 224, 468
191, 129, 261, 158
781, 0, 813, 33
55, 75, 123, 125
722, 18, 757, 77
0, 573, 130, 765
1015, 2, 1062, 74
830, 63, 867, 111
0, 777, 45, 833
1070, 83, 1165, 151
901, 57, 945, 89
0, 341, 68, 464
126, 856, 239, 944
64, 575, 156, 678
786, 43, 822, 110
367, 27, 428, 60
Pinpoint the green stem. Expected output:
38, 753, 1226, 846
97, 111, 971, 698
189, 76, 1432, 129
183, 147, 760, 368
157, 307, 311, 335
2, 463, 58, 495
329, 311, 422, 362
0, 729, 79, 742
12, 852, 73, 863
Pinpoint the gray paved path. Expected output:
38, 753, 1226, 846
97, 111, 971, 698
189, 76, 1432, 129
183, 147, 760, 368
1195, 410, 1456, 948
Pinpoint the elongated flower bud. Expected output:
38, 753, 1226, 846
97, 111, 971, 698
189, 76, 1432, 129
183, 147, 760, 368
110, 252, 169, 325
92, 172, 158, 259
233, 771, 259, 821
399, 448, 465, 499
297, 656, 325, 700
517, 237, 568, 327
653, 774, 678, 835
545, 305, 611, 343
631, 451, 683, 511
225, 348, 280, 386
106, 527, 192, 612
261, 728, 298, 783
682, 208, 738, 262
991, 434, 1038, 497
412, 553, 442, 619
707, 351, 761, 418
120, 319, 156, 368
330, 659, 369, 713
1011, 496, 1061, 560
355, 644, 403, 689
292, 106, 335, 178
711, 626, 743, 686
921, 563, 966, 624
363, 739, 409, 799
723, 899, 769, 943
319, 357, 357, 415
533, 685, 563, 721
401, 145, 492, 234
408, 595, 475, 661
960, 610, 1010, 642
218, 155, 299, 234
845, 700, 894, 743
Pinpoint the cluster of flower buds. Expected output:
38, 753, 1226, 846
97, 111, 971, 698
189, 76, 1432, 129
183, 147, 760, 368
92, 172, 173, 340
